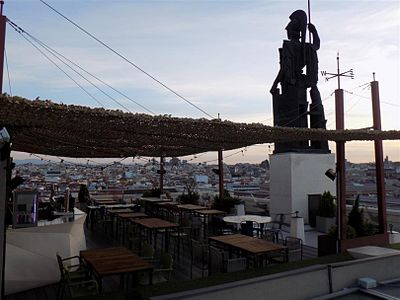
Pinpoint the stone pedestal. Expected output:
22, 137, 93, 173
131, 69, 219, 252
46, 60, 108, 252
270, 152, 336, 223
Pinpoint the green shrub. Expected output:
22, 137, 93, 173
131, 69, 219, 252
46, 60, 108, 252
142, 188, 161, 198
177, 191, 199, 205
318, 191, 336, 218
347, 195, 380, 237
327, 224, 356, 239
212, 189, 241, 213
348, 195, 364, 236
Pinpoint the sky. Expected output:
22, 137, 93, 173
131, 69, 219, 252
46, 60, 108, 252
5, 0, 400, 165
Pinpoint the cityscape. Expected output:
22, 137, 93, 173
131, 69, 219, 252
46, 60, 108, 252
1, 0, 399, 299
14, 156, 400, 222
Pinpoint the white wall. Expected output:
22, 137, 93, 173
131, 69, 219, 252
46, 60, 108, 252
270, 153, 336, 223
5, 211, 87, 295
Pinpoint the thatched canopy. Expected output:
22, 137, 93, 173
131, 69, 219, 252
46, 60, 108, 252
1, 96, 399, 158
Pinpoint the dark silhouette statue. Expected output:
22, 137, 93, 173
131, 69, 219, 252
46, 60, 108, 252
270, 10, 329, 154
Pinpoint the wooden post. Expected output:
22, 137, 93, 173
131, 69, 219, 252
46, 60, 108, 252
159, 156, 164, 194
0, 1, 5, 94
335, 88, 347, 249
218, 150, 224, 201
0, 2, 8, 297
370, 79, 387, 233
0, 141, 10, 299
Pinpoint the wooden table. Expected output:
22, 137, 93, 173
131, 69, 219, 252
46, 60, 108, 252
176, 204, 206, 211
115, 212, 148, 242
194, 209, 226, 239
80, 247, 153, 290
140, 197, 173, 215
132, 218, 179, 252
153, 201, 177, 219
93, 200, 120, 205
209, 234, 287, 266
107, 208, 135, 215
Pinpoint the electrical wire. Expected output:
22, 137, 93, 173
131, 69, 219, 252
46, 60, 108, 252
7, 21, 105, 107
39, 0, 214, 119
344, 89, 399, 107
4, 48, 12, 96
9, 19, 155, 115
7, 19, 134, 112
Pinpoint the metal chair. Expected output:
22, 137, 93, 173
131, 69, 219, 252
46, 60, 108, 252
225, 257, 247, 273
190, 239, 208, 278
208, 246, 225, 275
56, 253, 98, 300
153, 252, 174, 283
170, 218, 192, 260
285, 236, 303, 261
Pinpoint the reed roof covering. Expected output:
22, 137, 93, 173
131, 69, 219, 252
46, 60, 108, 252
1, 96, 399, 158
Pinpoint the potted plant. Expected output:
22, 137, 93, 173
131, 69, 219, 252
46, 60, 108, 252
316, 191, 336, 233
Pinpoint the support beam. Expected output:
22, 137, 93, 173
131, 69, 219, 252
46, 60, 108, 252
335, 89, 347, 249
0, 142, 10, 299
218, 150, 224, 200
371, 80, 387, 234
0, 2, 8, 298
159, 156, 165, 194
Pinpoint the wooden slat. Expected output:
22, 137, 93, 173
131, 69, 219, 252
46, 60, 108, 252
210, 234, 286, 255
131, 218, 178, 229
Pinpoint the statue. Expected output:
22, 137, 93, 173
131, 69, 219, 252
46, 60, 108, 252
270, 10, 329, 153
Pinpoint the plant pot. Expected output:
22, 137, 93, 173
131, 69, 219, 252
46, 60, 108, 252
316, 216, 336, 233
318, 234, 338, 256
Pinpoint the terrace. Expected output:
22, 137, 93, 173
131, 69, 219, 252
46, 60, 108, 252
1, 96, 400, 299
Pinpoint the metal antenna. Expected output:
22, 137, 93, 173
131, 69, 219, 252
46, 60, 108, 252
321, 52, 354, 89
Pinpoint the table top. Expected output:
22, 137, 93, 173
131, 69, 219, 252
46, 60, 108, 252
93, 200, 120, 206
132, 217, 179, 229
93, 199, 120, 203
176, 204, 207, 211
140, 197, 172, 203
156, 201, 178, 206
195, 209, 226, 216
223, 215, 272, 224
87, 204, 137, 210
117, 212, 148, 219
209, 234, 286, 255
107, 208, 135, 214
80, 247, 153, 277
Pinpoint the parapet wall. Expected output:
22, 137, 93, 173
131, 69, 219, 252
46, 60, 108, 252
152, 253, 400, 300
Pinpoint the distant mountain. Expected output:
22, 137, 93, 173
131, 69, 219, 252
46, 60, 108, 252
14, 159, 49, 165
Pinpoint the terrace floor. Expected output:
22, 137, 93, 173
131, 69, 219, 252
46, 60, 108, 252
5, 217, 320, 300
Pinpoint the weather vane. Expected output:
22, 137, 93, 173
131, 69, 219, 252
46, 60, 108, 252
321, 52, 354, 89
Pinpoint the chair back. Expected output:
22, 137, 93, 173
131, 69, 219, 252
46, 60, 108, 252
285, 236, 303, 261
209, 246, 224, 274
56, 253, 66, 279
142, 242, 155, 259
190, 239, 208, 278
263, 229, 274, 241
159, 252, 173, 269
225, 257, 247, 273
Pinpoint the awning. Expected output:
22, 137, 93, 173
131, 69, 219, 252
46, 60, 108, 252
1, 96, 399, 158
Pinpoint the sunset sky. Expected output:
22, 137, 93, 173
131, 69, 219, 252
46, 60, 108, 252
5, 0, 399, 164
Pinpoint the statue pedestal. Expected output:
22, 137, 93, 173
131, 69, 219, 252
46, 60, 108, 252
270, 152, 336, 224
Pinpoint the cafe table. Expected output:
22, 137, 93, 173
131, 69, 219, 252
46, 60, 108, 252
140, 197, 173, 215
209, 234, 287, 267
116, 212, 148, 243
80, 247, 154, 291
194, 209, 226, 239
131, 218, 179, 253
